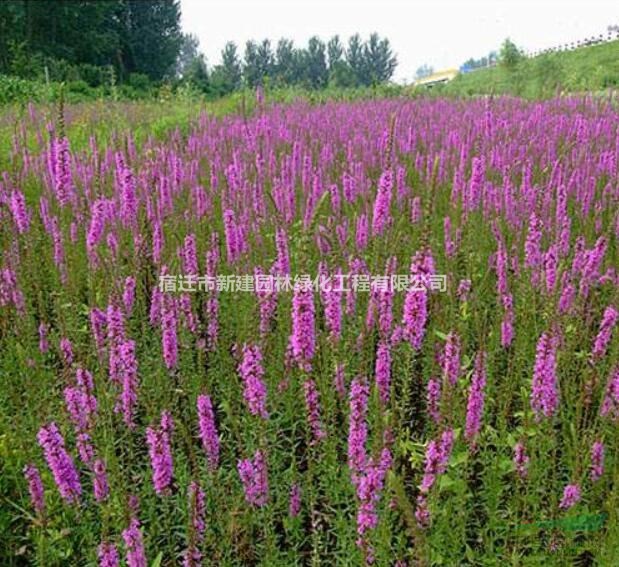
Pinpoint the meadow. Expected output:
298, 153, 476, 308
0, 93, 618, 566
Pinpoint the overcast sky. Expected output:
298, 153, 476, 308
181, 0, 618, 82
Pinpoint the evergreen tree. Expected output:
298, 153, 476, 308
176, 33, 201, 78
275, 39, 298, 85
327, 35, 344, 69
304, 36, 328, 88
346, 34, 365, 86
220, 42, 242, 91
500, 38, 523, 70
363, 33, 397, 84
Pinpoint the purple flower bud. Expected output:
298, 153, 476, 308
289, 483, 301, 518
347, 378, 369, 476
146, 411, 174, 495
23, 464, 45, 514
559, 484, 581, 510
420, 429, 454, 493
238, 344, 269, 419
237, 450, 269, 507
98, 542, 120, 567
197, 394, 220, 471
37, 422, 81, 503
590, 440, 604, 482
375, 340, 391, 404
372, 170, 394, 236
530, 332, 559, 420
123, 276, 136, 315
122, 517, 146, 567
93, 458, 110, 502
303, 379, 326, 443
513, 442, 529, 478
10, 190, 30, 233
592, 306, 617, 360
289, 280, 316, 371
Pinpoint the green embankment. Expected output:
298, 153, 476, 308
439, 39, 619, 98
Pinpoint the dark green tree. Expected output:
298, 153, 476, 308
243, 40, 260, 87
346, 34, 365, 86
327, 35, 344, 70
275, 38, 297, 85
0, 0, 182, 82
219, 42, 242, 92
304, 36, 328, 88
176, 33, 201, 78
244, 39, 274, 86
500, 38, 523, 70
362, 33, 397, 84
118, 0, 183, 81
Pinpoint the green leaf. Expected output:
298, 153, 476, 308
439, 475, 456, 490
434, 330, 448, 341
151, 552, 163, 567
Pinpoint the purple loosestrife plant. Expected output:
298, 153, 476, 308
465, 352, 487, 444
183, 481, 206, 567
513, 442, 530, 478
93, 458, 110, 502
197, 394, 220, 471
98, 542, 120, 567
10, 190, 30, 234
402, 252, 429, 350
122, 517, 146, 567
334, 363, 346, 400
426, 377, 442, 424
289, 280, 316, 371
530, 332, 560, 420
238, 344, 269, 419
303, 379, 326, 443
600, 366, 619, 419
146, 411, 174, 495
442, 332, 461, 387
38, 322, 49, 353
354, 448, 392, 563
23, 464, 45, 514
289, 483, 301, 518
590, 441, 604, 482
374, 340, 391, 405
237, 450, 269, 507
37, 423, 81, 504
123, 276, 136, 315
161, 293, 178, 370
347, 378, 370, 477
116, 339, 139, 428
592, 306, 618, 360
371, 169, 394, 236
420, 429, 454, 494
559, 484, 581, 510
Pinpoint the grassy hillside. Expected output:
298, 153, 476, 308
439, 39, 619, 98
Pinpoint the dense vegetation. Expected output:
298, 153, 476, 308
0, 93, 617, 565
0, 1, 398, 103
440, 39, 619, 98
0, 0, 183, 83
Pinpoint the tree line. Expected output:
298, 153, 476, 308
0, 1, 398, 99
0, 0, 183, 86
180, 33, 398, 96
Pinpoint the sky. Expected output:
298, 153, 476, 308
181, 0, 618, 83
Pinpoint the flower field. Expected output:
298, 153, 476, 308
0, 95, 618, 565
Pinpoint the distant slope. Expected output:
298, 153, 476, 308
437, 39, 619, 98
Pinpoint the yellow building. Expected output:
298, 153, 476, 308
414, 68, 459, 88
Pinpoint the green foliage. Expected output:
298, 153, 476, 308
441, 39, 619, 99
499, 38, 524, 70
0, 0, 182, 87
